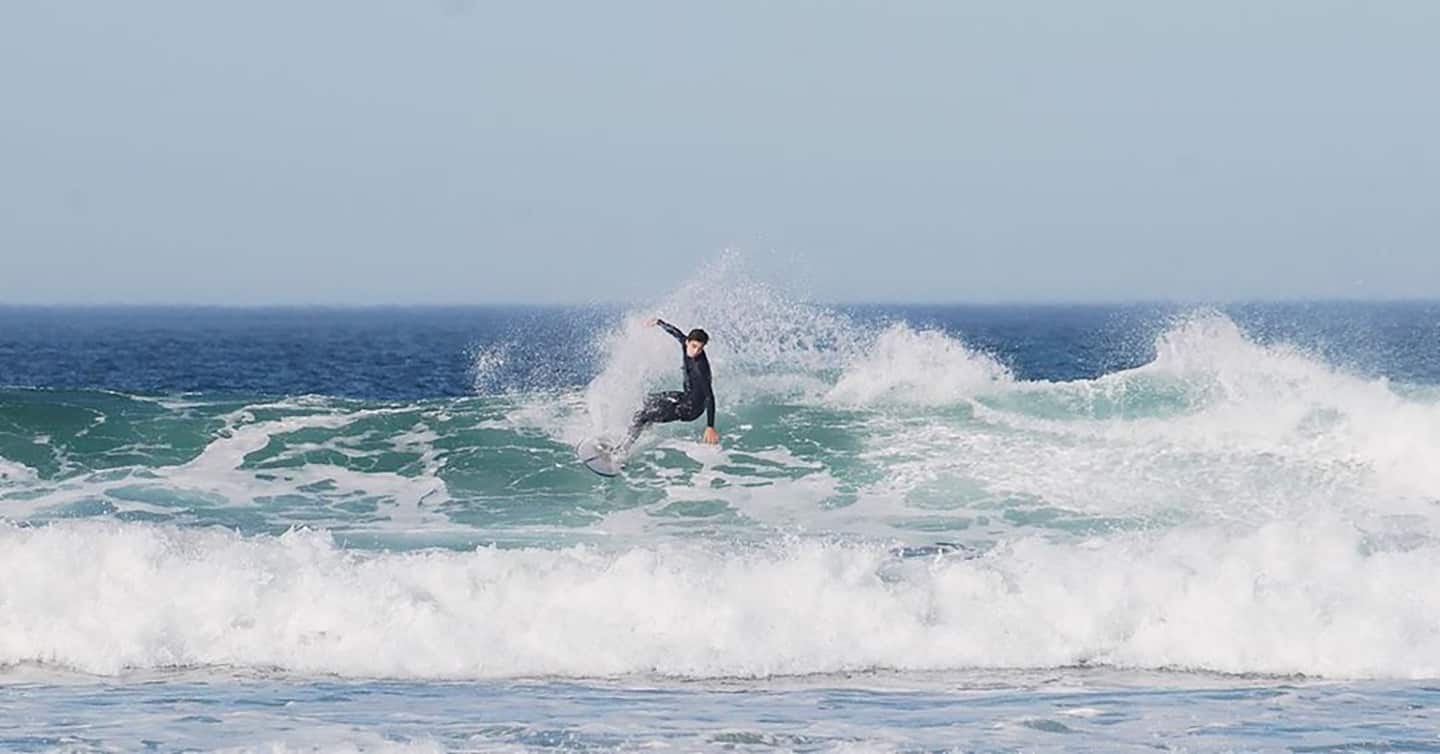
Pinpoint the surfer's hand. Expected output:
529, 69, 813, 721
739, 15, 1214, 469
703, 427, 720, 444
644, 318, 658, 328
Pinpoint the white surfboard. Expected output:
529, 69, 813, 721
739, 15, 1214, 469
576, 437, 623, 477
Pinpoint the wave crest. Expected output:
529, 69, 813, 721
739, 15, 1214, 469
4, 521, 1438, 680
827, 325, 1013, 406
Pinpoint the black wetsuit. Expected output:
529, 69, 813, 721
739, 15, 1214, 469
627, 320, 716, 443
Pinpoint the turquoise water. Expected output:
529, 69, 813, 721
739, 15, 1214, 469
4, 271, 1440, 751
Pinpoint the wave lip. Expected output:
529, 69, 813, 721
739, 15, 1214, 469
3, 521, 1438, 681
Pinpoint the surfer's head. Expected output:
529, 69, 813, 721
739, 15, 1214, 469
685, 328, 709, 357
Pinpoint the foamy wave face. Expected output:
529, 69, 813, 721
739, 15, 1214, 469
827, 325, 1013, 406
3, 520, 1438, 680
1131, 313, 1440, 495
841, 310, 1440, 535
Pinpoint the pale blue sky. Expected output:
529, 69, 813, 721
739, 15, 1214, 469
2, 1, 1437, 304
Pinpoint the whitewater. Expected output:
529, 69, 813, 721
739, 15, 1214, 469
3, 267, 1440, 751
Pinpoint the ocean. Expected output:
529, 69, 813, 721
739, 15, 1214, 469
3, 268, 1440, 752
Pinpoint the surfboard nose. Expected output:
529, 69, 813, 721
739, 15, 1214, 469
577, 437, 624, 477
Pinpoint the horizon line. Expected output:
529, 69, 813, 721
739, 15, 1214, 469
3, 296, 1440, 310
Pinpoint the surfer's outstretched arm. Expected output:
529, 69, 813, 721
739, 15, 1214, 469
652, 318, 687, 343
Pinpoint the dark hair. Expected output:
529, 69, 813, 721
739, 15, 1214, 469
686, 328, 710, 344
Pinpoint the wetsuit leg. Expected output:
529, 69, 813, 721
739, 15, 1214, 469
626, 391, 686, 446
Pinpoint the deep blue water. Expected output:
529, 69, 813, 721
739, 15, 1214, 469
4, 302, 1438, 398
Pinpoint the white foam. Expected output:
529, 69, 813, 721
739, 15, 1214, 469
1126, 313, 1440, 497
648, 450, 844, 533
827, 325, 1013, 406
3, 519, 1439, 680
211, 735, 445, 754
0, 457, 39, 483
831, 311, 1440, 534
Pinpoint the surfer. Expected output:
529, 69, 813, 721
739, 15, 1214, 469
624, 318, 720, 448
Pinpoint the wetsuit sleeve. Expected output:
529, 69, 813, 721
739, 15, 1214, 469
656, 319, 686, 343
702, 359, 716, 428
